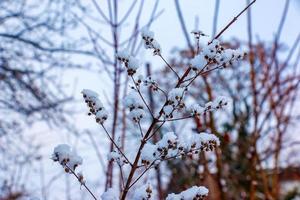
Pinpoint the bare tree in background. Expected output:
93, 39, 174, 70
1, 0, 161, 198
0, 0, 86, 198
152, 0, 300, 199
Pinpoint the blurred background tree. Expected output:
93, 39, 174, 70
0, 0, 160, 198
149, 0, 300, 199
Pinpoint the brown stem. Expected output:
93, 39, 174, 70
159, 55, 180, 80
131, 76, 155, 118
212, 0, 257, 41
121, 64, 192, 200
101, 125, 133, 167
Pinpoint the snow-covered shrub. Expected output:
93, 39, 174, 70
51, 26, 245, 200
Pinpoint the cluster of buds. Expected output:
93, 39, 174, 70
124, 92, 145, 123
108, 150, 128, 166
77, 172, 86, 185
167, 87, 187, 107
204, 96, 229, 112
156, 132, 179, 160
141, 143, 158, 166
145, 185, 153, 200
141, 132, 180, 166
187, 132, 220, 155
141, 132, 220, 166
162, 105, 174, 119
189, 104, 205, 116
52, 145, 87, 187
141, 28, 161, 56
190, 96, 230, 116
191, 30, 208, 40
190, 39, 246, 72
132, 183, 153, 200
166, 186, 209, 200
200, 138, 219, 152
82, 89, 108, 124
205, 40, 246, 67
51, 144, 83, 173
129, 109, 145, 123
211, 96, 229, 109
117, 50, 140, 75
143, 76, 159, 91
133, 74, 144, 88
161, 87, 187, 119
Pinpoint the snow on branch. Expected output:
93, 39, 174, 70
51, 21, 248, 199
141, 132, 220, 166
166, 186, 209, 200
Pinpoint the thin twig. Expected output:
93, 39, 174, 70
158, 115, 192, 122
131, 76, 155, 118
146, 121, 165, 142
174, 0, 193, 50
138, 122, 144, 137
212, 0, 220, 37
64, 164, 98, 200
101, 125, 133, 166
212, 0, 257, 41
159, 55, 180, 80
118, 163, 125, 190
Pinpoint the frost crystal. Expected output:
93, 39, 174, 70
81, 89, 99, 99
141, 29, 154, 39
166, 186, 209, 200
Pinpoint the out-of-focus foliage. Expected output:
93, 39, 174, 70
0, 0, 89, 197
156, 39, 300, 199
